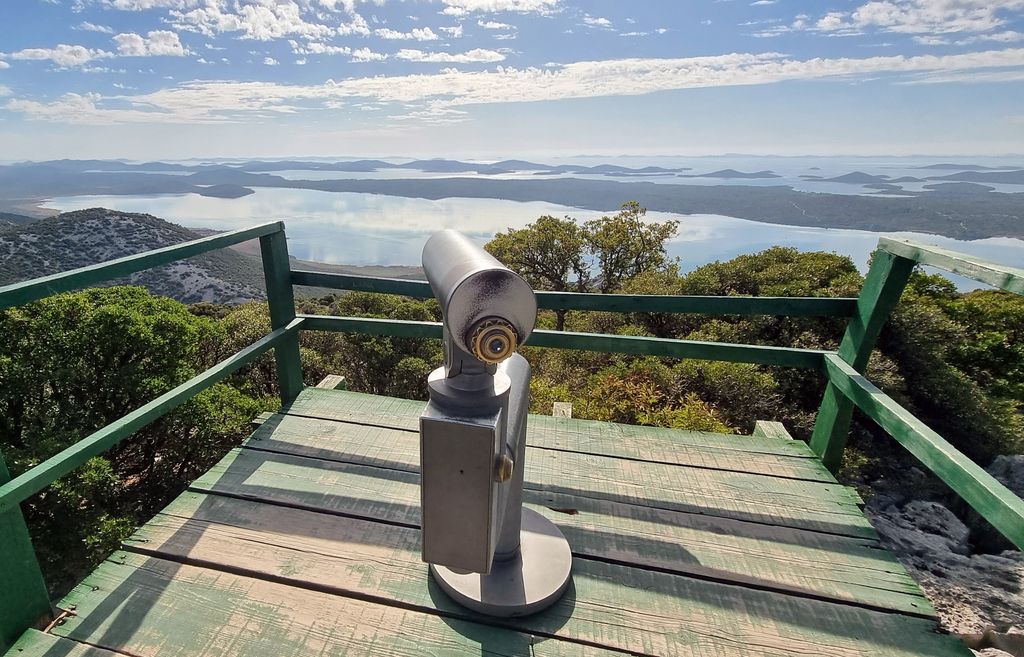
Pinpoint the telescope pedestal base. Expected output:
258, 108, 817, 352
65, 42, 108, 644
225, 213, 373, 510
430, 508, 572, 618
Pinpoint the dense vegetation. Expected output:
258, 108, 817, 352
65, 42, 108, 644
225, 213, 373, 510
1, 202, 1020, 595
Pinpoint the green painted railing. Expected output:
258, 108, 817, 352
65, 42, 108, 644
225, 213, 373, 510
0, 223, 1022, 652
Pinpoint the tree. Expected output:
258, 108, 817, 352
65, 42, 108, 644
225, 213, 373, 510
0, 286, 261, 594
326, 292, 443, 399
485, 203, 679, 329
486, 215, 590, 330
585, 201, 679, 293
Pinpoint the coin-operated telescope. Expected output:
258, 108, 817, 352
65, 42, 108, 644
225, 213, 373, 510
419, 229, 572, 617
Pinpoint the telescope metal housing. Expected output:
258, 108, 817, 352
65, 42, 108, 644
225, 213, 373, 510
418, 229, 571, 618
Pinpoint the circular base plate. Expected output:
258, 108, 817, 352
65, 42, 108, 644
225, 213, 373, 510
431, 507, 572, 617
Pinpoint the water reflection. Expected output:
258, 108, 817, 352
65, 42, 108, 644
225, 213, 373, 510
42, 187, 1023, 288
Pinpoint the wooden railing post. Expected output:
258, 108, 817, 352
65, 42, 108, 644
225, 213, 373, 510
0, 451, 51, 652
260, 229, 304, 405
810, 250, 916, 472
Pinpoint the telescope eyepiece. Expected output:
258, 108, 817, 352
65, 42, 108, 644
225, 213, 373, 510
469, 318, 518, 364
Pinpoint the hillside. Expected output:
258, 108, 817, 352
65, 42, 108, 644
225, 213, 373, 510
0, 208, 426, 304
0, 211, 36, 227
0, 208, 266, 304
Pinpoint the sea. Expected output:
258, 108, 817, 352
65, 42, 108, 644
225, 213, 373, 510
42, 155, 1024, 287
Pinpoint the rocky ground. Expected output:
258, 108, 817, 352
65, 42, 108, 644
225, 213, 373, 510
864, 455, 1024, 657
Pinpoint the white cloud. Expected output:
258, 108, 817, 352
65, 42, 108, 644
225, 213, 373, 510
113, 30, 190, 56
583, 15, 612, 28
0, 60, 9, 70
336, 13, 371, 36
954, 30, 1024, 44
0, 85, 11, 97
295, 57, 307, 65
816, 12, 846, 31
263, 56, 279, 65
395, 48, 506, 62
102, 0, 200, 9
5, 92, 187, 124
76, 22, 114, 34
440, 0, 559, 16
478, 20, 513, 29
7, 44, 113, 68
289, 40, 351, 55
9, 48, 1024, 125
350, 47, 387, 61
440, 25, 464, 38
170, 0, 344, 40
375, 27, 440, 40
806, 0, 1024, 37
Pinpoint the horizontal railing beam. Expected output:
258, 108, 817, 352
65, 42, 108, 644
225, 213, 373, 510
0, 221, 285, 311
823, 354, 1024, 549
878, 238, 1024, 294
298, 314, 829, 369
300, 314, 442, 339
529, 330, 828, 368
0, 318, 303, 515
291, 271, 858, 317
293, 271, 431, 298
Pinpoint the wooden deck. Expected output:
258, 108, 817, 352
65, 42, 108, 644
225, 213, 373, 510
13, 387, 972, 657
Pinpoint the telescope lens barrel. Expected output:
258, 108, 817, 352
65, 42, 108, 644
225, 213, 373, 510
422, 229, 536, 360
470, 319, 518, 364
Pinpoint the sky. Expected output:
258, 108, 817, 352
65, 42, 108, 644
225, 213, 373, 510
0, 0, 1023, 160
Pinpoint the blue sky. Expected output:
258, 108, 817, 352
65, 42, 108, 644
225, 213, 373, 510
0, 0, 1022, 159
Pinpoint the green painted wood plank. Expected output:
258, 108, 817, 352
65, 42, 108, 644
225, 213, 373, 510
0, 319, 303, 516
824, 354, 1024, 550
289, 271, 859, 317
199, 446, 874, 562
53, 553, 616, 657
142, 491, 931, 617
117, 495, 964, 656
0, 222, 283, 311
298, 314, 829, 369
5, 630, 125, 657
284, 387, 819, 459
241, 415, 867, 535
270, 405, 830, 483
314, 374, 347, 390
811, 249, 915, 471
878, 238, 1024, 295
753, 420, 794, 441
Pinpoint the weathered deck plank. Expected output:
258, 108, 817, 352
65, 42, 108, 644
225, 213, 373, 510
115, 495, 966, 656
15, 386, 967, 657
188, 449, 924, 613
7, 630, 125, 657
283, 387, 818, 458
139, 491, 931, 616
243, 414, 869, 536
53, 553, 619, 657
261, 408, 836, 482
